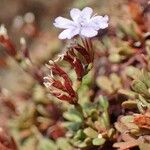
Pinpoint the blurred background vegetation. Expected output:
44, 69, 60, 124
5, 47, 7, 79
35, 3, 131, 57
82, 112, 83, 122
0, 0, 150, 150
0, 0, 127, 92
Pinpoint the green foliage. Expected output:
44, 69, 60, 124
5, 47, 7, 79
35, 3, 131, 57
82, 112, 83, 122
1, 1, 150, 150
38, 138, 57, 150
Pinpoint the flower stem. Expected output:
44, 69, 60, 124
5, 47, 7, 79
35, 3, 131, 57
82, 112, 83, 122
87, 38, 94, 61
81, 37, 89, 52
81, 37, 94, 62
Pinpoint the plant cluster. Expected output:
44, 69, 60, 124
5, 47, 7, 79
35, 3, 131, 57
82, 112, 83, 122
0, 0, 150, 150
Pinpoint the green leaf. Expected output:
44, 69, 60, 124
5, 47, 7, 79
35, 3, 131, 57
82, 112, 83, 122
140, 70, 150, 88
74, 130, 86, 141
122, 100, 137, 109
56, 138, 72, 150
99, 96, 109, 110
63, 122, 82, 131
92, 137, 106, 146
37, 105, 50, 117
96, 76, 113, 94
132, 80, 150, 97
138, 95, 150, 108
120, 116, 139, 133
125, 66, 141, 79
108, 128, 115, 138
63, 109, 83, 122
21, 136, 37, 150
110, 73, 122, 90
118, 89, 137, 99
83, 102, 97, 116
83, 127, 98, 138
38, 138, 57, 150
120, 115, 133, 123
76, 141, 87, 148
115, 122, 127, 133
108, 53, 121, 63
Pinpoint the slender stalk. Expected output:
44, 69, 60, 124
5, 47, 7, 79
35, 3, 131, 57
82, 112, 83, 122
81, 37, 94, 62
81, 37, 89, 53
86, 38, 94, 61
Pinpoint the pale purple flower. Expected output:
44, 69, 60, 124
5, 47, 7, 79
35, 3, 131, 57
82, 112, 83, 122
53, 7, 109, 39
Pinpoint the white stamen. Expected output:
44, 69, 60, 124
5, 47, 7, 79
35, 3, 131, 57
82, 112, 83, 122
73, 57, 76, 63
44, 76, 54, 84
98, 134, 102, 139
47, 75, 53, 81
25, 59, 32, 66
50, 70, 54, 78
57, 93, 63, 98
0, 24, 7, 36
54, 53, 65, 62
20, 37, 26, 46
43, 82, 52, 88
43, 76, 49, 80
49, 60, 54, 65
45, 64, 51, 69
51, 90, 59, 94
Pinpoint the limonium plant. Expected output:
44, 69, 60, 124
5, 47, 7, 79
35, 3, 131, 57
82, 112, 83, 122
43, 7, 111, 149
44, 7, 109, 104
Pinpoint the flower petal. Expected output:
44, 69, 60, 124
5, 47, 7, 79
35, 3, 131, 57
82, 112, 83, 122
70, 8, 81, 22
53, 17, 74, 29
58, 27, 80, 39
69, 27, 80, 38
89, 15, 109, 30
81, 7, 93, 20
103, 15, 109, 22
81, 27, 98, 38
58, 29, 70, 39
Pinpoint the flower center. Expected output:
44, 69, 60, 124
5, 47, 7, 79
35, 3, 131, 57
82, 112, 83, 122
78, 16, 88, 27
